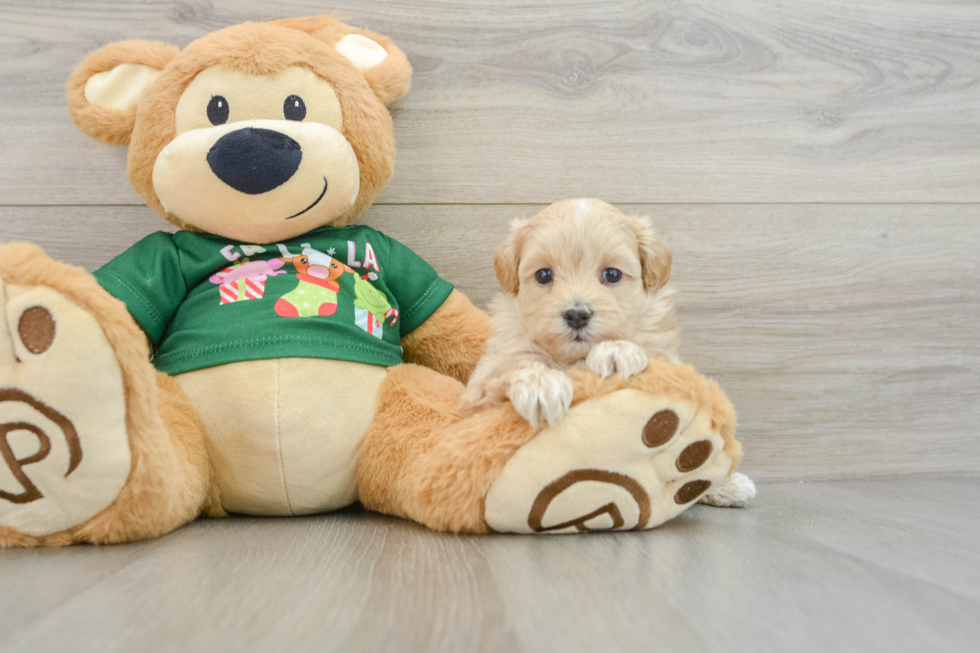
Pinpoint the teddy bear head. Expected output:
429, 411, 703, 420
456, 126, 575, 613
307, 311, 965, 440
67, 16, 412, 244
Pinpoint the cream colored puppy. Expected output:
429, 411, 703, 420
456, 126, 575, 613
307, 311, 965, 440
461, 198, 755, 508
461, 197, 677, 424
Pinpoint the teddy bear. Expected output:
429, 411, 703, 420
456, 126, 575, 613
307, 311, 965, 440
0, 16, 745, 546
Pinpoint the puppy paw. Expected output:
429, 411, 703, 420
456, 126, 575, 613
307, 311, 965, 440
508, 367, 573, 429
700, 472, 756, 508
586, 340, 649, 378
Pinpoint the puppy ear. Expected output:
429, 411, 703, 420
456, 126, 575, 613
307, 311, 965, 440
493, 219, 534, 295
67, 40, 179, 145
630, 217, 673, 291
300, 20, 413, 105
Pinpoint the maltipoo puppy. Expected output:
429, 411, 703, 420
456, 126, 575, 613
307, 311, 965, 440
460, 198, 755, 507
460, 198, 677, 425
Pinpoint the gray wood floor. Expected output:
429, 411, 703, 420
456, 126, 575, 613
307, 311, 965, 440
0, 478, 977, 653
1, 1, 979, 651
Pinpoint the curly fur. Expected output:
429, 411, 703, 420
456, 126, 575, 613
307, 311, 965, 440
462, 199, 680, 419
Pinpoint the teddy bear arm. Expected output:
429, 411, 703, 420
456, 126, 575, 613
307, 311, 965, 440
400, 290, 493, 384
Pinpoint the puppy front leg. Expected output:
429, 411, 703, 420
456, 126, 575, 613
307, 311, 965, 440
458, 356, 513, 414
460, 359, 572, 428
586, 340, 650, 378
506, 361, 573, 429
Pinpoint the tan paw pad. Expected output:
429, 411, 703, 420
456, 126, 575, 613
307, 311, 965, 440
0, 283, 131, 537
484, 389, 732, 534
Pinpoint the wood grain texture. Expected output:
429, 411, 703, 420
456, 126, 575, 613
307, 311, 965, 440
1, 3, 978, 650
0, 478, 978, 653
2, 203, 977, 482
2, 0, 980, 204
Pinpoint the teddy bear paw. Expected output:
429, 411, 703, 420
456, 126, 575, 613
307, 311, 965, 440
0, 270, 132, 540
484, 386, 737, 533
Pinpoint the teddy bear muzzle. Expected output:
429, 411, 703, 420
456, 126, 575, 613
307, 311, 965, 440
206, 127, 303, 195
152, 118, 361, 243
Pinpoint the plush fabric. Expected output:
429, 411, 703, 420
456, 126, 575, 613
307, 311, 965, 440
83, 63, 161, 111
0, 282, 131, 535
400, 290, 494, 384
176, 359, 388, 515
66, 40, 180, 146
1, 16, 745, 547
357, 359, 740, 534
0, 244, 215, 547
67, 18, 409, 234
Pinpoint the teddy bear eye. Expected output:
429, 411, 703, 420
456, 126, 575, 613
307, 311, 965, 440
207, 95, 229, 125
284, 95, 307, 121
535, 269, 554, 285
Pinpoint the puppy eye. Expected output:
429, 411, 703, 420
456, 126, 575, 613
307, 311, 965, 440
300, 258, 308, 264
207, 95, 229, 125
284, 95, 307, 121
602, 268, 623, 284
535, 269, 554, 285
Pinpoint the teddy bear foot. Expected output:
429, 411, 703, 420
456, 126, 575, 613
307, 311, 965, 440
0, 258, 132, 541
483, 385, 738, 533
0, 244, 214, 547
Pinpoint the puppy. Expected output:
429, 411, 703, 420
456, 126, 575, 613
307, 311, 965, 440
460, 197, 679, 421
460, 198, 755, 508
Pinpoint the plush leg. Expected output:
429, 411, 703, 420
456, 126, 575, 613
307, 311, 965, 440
0, 244, 219, 547
357, 360, 743, 534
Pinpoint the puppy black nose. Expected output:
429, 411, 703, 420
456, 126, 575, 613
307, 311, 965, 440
563, 308, 592, 330
207, 128, 302, 195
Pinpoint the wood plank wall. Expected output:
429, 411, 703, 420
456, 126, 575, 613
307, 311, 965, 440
1, 1, 978, 481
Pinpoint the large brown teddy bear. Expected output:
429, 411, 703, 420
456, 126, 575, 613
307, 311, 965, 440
0, 16, 743, 546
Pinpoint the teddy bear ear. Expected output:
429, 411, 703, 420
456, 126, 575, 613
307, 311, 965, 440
311, 23, 413, 105
67, 40, 180, 145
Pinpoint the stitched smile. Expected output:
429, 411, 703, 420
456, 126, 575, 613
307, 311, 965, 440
285, 177, 328, 220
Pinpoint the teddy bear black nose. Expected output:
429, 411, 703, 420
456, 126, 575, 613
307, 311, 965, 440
563, 308, 593, 330
206, 127, 302, 195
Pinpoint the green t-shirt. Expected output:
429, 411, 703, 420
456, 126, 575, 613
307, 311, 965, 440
94, 225, 454, 375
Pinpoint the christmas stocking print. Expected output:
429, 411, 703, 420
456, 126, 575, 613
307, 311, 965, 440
276, 247, 346, 318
